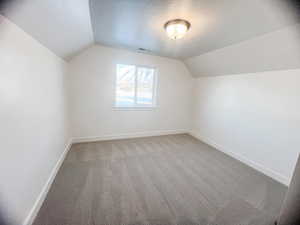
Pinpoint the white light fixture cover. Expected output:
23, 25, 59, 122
164, 19, 191, 40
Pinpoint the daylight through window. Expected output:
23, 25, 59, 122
115, 64, 157, 108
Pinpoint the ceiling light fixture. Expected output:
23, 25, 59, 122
164, 19, 191, 40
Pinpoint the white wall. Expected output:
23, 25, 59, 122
68, 45, 193, 140
185, 23, 300, 77
192, 69, 300, 185
0, 16, 70, 225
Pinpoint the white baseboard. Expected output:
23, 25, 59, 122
22, 130, 187, 225
189, 130, 290, 186
72, 129, 188, 144
23, 139, 73, 225
22, 129, 288, 225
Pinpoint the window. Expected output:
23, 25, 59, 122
115, 64, 157, 108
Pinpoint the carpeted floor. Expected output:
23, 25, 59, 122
33, 134, 287, 225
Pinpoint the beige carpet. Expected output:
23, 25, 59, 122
33, 134, 287, 225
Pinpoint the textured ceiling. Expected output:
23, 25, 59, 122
0, 0, 298, 60
91, 0, 298, 59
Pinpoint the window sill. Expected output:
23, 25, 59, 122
113, 106, 157, 111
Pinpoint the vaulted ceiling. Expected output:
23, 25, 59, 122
1, 0, 298, 60
0, 0, 94, 60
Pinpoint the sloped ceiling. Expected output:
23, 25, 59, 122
0, 0, 94, 60
0, 0, 299, 64
90, 0, 298, 59
185, 23, 300, 77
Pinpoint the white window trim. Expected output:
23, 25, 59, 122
114, 64, 158, 110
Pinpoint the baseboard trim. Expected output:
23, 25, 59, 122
23, 139, 73, 225
72, 129, 188, 144
22, 129, 288, 225
189, 131, 290, 186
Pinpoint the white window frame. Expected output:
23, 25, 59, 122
114, 64, 158, 109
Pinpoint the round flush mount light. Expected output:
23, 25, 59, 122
164, 19, 191, 40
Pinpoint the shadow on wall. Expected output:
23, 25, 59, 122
0, 0, 14, 25
277, 154, 300, 225
0, 204, 8, 225
287, 0, 300, 18
0, 0, 14, 11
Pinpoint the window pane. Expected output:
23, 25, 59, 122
116, 64, 135, 107
136, 67, 155, 106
